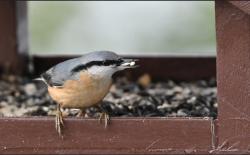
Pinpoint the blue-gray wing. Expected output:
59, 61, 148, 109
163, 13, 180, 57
41, 57, 81, 87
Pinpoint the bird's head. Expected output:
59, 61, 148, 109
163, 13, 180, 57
75, 51, 138, 78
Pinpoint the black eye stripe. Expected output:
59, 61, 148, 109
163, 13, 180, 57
71, 59, 123, 73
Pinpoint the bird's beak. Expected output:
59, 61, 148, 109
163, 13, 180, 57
33, 77, 49, 86
120, 59, 139, 68
33, 77, 43, 81
33, 77, 46, 83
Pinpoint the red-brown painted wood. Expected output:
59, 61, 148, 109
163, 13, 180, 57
230, 1, 250, 15
0, 117, 214, 154
0, 1, 28, 74
216, 1, 250, 151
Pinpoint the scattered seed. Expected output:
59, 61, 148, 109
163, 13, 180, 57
0, 75, 217, 118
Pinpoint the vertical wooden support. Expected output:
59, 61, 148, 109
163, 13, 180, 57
16, 1, 29, 62
0, 1, 28, 74
216, 1, 250, 150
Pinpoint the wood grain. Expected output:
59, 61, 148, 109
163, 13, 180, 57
0, 117, 214, 154
216, 1, 250, 150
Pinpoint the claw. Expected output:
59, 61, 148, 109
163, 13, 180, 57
55, 104, 64, 138
99, 112, 110, 128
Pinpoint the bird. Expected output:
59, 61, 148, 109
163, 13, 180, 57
35, 51, 137, 136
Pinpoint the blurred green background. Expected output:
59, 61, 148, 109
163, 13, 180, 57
28, 1, 216, 55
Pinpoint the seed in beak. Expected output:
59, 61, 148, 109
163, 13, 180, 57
122, 62, 135, 66
130, 61, 135, 66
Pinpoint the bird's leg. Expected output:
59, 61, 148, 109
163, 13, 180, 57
77, 108, 86, 117
55, 104, 64, 137
99, 112, 110, 128
98, 105, 110, 128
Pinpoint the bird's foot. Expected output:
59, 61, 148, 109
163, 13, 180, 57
99, 112, 110, 128
55, 104, 64, 138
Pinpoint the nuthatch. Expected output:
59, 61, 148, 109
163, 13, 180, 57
36, 51, 137, 136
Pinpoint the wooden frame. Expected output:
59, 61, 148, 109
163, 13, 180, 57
216, 1, 250, 151
0, 1, 249, 154
0, 117, 214, 154
0, 1, 28, 74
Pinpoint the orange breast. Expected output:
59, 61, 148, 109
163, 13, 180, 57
48, 71, 112, 108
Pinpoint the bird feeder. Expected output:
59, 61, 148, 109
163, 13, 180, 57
0, 1, 249, 154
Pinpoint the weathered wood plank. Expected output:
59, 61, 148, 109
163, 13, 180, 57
216, 1, 250, 151
0, 117, 213, 154
0, 1, 28, 74
230, 1, 250, 15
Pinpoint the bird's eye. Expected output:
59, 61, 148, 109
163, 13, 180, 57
106, 61, 110, 65
116, 59, 123, 65
103, 61, 110, 66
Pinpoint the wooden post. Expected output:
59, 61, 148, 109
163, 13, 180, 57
216, 1, 250, 150
0, 1, 28, 74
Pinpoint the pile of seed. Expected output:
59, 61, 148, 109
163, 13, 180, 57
0, 74, 217, 118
